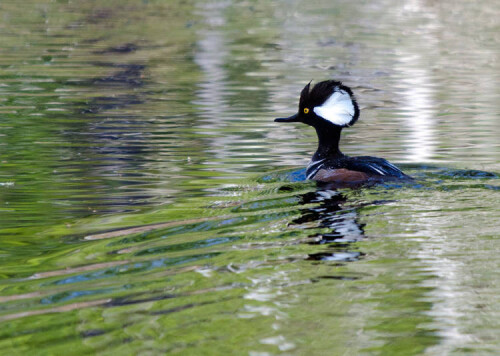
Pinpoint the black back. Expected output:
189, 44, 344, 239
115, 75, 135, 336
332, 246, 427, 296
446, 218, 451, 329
307, 155, 410, 180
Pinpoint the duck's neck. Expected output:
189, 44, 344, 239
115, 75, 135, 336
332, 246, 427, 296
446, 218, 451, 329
312, 124, 344, 161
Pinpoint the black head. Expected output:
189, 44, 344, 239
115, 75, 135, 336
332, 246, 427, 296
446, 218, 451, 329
275, 80, 359, 128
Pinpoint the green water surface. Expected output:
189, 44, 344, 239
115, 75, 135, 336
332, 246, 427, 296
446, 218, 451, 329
0, 0, 499, 355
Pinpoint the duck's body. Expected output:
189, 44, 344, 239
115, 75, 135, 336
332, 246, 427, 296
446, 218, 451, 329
307, 154, 409, 182
275, 80, 411, 183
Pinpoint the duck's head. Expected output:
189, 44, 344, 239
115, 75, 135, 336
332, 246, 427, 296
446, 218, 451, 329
275, 80, 359, 129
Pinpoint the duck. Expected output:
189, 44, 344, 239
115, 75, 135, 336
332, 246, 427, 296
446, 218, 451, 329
275, 80, 411, 183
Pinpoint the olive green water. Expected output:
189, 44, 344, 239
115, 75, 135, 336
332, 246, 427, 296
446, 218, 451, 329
0, 0, 499, 355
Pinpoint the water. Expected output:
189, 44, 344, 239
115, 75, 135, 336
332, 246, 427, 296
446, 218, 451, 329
0, 0, 499, 354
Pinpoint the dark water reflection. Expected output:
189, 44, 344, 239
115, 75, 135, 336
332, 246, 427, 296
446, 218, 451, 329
0, 0, 499, 354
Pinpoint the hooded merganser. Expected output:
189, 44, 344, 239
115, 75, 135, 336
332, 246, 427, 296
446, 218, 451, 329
275, 80, 411, 183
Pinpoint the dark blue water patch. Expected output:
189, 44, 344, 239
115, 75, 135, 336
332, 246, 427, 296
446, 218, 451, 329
258, 168, 307, 183
81, 329, 108, 338
133, 235, 242, 256
40, 288, 113, 305
484, 184, 500, 191
440, 169, 497, 179
102, 283, 238, 309
105, 292, 177, 307
45, 253, 220, 286
403, 164, 498, 180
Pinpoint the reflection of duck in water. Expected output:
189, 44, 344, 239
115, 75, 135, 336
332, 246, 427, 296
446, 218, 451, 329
291, 188, 367, 262
275, 80, 411, 184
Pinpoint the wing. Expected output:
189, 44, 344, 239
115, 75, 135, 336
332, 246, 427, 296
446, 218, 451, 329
344, 156, 410, 179
323, 156, 410, 179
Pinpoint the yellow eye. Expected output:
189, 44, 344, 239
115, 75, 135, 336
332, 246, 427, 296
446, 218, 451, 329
304, 108, 309, 114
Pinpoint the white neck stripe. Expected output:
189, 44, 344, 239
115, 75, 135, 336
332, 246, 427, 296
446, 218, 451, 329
306, 158, 326, 179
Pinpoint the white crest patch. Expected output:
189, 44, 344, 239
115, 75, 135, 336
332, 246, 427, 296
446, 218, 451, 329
313, 89, 355, 126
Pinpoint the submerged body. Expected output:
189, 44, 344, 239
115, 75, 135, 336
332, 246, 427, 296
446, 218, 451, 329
275, 80, 411, 183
